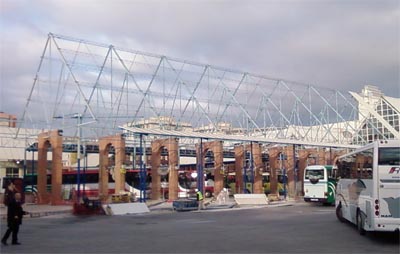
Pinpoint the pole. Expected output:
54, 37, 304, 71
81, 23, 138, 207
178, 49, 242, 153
283, 167, 287, 200
133, 134, 136, 170
293, 144, 297, 199
279, 153, 285, 198
250, 141, 254, 193
23, 147, 27, 186
244, 151, 247, 193
197, 138, 204, 196
139, 134, 145, 202
31, 150, 34, 190
76, 114, 82, 202
197, 138, 204, 210
143, 137, 147, 201
83, 143, 87, 198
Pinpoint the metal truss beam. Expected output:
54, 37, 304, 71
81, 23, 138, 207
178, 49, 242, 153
350, 92, 400, 139
16, 33, 391, 147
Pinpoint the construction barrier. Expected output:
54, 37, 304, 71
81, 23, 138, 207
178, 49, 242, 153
234, 194, 269, 205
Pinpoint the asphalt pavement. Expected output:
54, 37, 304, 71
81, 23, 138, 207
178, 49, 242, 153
1, 200, 398, 253
0, 196, 290, 219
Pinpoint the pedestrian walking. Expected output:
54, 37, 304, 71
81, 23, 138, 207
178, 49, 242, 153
2, 193, 28, 246
3, 181, 17, 206
196, 190, 205, 210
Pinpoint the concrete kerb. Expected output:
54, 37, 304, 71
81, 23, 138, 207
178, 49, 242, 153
196, 201, 294, 213
1, 199, 299, 219
0, 200, 166, 219
0, 203, 73, 220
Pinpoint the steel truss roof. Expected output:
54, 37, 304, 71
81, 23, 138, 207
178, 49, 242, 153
16, 33, 390, 147
120, 126, 360, 149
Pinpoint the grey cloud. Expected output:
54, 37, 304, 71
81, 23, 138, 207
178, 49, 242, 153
0, 0, 399, 117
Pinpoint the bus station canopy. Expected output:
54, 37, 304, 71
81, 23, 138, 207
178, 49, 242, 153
119, 126, 360, 149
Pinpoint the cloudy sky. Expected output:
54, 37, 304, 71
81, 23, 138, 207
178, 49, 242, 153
0, 0, 399, 118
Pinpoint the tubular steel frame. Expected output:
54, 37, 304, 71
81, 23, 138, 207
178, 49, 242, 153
16, 33, 392, 148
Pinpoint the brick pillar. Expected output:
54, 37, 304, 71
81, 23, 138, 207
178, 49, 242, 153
37, 135, 49, 204
319, 149, 327, 165
50, 131, 63, 205
251, 143, 263, 194
326, 148, 333, 165
268, 147, 280, 195
151, 141, 162, 200
196, 141, 224, 196
151, 138, 179, 201
113, 135, 126, 194
99, 139, 110, 202
167, 138, 179, 201
284, 146, 295, 198
213, 141, 224, 196
38, 130, 63, 205
298, 149, 310, 195
332, 150, 346, 177
234, 145, 244, 194
355, 154, 364, 178
98, 135, 126, 201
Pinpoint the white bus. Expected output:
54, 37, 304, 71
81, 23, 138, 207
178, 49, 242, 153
303, 165, 337, 205
335, 139, 400, 235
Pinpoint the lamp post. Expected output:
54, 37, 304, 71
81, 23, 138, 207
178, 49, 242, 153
54, 113, 83, 202
23, 146, 27, 186
243, 159, 247, 193
250, 141, 254, 193
139, 133, 146, 202
279, 152, 287, 200
73, 113, 82, 201
197, 138, 204, 210
293, 144, 297, 199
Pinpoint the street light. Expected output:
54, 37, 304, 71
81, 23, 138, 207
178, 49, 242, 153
54, 113, 83, 202
279, 152, 287, 200
72, 113, 83, 201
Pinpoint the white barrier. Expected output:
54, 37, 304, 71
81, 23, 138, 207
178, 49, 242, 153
103, 203, 150, 215
234, 194, 269, 205
216, 188, 230, 204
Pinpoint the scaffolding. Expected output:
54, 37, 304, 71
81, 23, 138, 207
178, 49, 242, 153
16, 33, 390, 147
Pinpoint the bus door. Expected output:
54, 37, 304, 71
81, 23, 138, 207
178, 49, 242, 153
378, 147, 400, 219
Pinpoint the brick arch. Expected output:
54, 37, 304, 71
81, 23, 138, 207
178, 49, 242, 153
282, 146, 295, 198
297, 148, 345, 194
99, 134, 125, 201
151, 138, 179, 200
267, 147, 283, 196
234, 143, 263, 194
37, 130, 63, 205
267, 147, 316, 197
298, 148, 317, 195
234, 145, 245, 194
332, 150, 347, 166
196, 141, 224, 196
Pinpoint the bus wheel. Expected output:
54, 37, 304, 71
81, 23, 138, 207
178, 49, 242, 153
336, 204, 346, 223
205, 191, 212, 198
357, 212, 366, 235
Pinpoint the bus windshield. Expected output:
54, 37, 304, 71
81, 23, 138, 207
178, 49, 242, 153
379, 147, 400, 165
